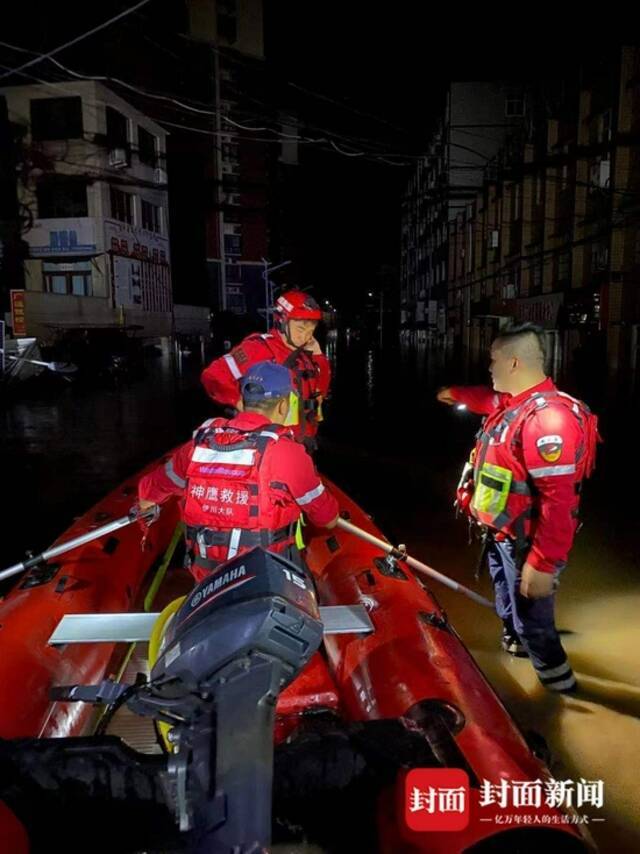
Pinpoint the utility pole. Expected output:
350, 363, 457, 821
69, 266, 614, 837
213, 49, 227, 312
261, 258, 291, 330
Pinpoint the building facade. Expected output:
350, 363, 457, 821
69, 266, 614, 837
0, 81, 172, 340
447, 47, 640, 402
188, 0, 292, 322
401, 82, 511, 337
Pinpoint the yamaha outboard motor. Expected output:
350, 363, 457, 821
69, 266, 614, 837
128, 546, 323, 853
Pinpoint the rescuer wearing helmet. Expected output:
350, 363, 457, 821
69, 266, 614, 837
201, 290, 330, 450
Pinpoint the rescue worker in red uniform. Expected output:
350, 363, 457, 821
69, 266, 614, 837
201, 290, 330, 451
437, 323, 599, 693
139, 361, 339, 582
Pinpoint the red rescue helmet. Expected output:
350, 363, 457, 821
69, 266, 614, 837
274, 290, 323, 323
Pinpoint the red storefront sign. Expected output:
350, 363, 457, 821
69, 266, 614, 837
10, 290, 27, 336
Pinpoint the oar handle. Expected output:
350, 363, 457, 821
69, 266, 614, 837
335, 517, 495, 611
0, 505, 160, 583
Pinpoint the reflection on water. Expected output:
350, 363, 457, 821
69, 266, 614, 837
1, 333, 638, 852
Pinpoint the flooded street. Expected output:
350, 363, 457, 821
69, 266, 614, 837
2, 337, 639, 852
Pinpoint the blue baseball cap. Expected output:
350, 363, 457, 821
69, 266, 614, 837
240, 360, 292, 402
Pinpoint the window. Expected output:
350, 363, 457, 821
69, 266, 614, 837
634, 230, 640, 267
106, 107, 129, 150
43, 260, 92, 296
560, 145, 569, 190
600, 111, 612, 144
505, 88, 525, 118
138, 126, 157, 166
218, 14, 237, 42
532, 257, 543, 292
141, 199, 161, 233
37, 177, 88, 218
224, 209, 242, 224
558, 251, 571, 281
227, 291, 246, 313
223, 173, 239, 190
222, 142, 239, 162
110, 187, 134, 224
513, 184, 521, 221
31, 97, 83, 141
224, 233, 241, 255
535, 174, 543, 206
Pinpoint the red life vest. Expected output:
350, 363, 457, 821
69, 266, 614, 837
246, 333, 323, 438
462, 389, 599, 549
183, 417, 300, 569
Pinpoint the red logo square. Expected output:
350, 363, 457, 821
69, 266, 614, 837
404, 768, 470, 832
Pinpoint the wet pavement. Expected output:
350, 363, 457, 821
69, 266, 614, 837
1, 334, 639, 852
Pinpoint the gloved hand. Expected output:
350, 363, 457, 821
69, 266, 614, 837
135, 501, 160, 535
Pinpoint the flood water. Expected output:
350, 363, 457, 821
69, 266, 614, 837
1, 333, 639, 852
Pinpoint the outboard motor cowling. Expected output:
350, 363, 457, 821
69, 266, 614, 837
131, 546, 323, 854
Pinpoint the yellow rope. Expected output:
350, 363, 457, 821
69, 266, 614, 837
148, 596, 186, 752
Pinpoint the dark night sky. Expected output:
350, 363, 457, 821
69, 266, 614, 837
263, 5, 614, 307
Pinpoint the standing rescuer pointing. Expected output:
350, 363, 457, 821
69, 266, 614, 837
437, 323, 599, 694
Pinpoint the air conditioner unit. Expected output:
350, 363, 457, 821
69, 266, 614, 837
154, 167, 168, 184
108, 148, 128, 168
590, 159, 610, 190
593, 247, 609, 271
227, 193, 241, 206
489, 229, 500, 249
232, 225, 242, 235
503, 283, 516, 299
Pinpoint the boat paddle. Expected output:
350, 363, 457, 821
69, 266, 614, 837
335, 517, 495, 611
0, 506, 160, 583
1, 349, 78, 374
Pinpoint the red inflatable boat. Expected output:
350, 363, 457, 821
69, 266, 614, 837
0, 466, 592, 852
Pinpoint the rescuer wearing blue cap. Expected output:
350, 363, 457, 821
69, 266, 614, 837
139, 361, 339, 579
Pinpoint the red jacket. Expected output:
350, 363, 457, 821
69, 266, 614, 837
138, 412, 339, 578
451, 379, 598, 574
200, 332, 331, 441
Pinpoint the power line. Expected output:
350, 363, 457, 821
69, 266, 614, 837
167, 25, 420, 141
158, 118, 412, 166
0, 44, 422, 165
0, 0, 155, 82
286, 81, 416, 140
222, 74, 423, 157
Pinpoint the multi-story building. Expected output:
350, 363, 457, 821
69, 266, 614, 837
0, 81, 172, 340
1, 0, 291, 337
401, 82, 511, 336
446, 46, 640, 401
187, 0, 294, 321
